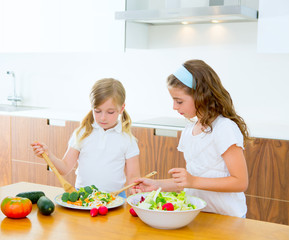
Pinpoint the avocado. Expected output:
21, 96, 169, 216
37, 196, 55, 216
16, 191, 45, 204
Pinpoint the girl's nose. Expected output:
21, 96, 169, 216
100, 113, 106, 121
173, 102, 178, 110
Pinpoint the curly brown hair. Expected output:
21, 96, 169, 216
167, 60, 250, 144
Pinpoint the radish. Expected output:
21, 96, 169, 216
129, 207, 138, 217
90, 208, 98, 217
98, 206, 108, 215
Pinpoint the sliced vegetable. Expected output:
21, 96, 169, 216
162, 203, 174, 211
137, 188, 196, 211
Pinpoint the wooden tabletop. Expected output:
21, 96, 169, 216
0, 182, 288, 240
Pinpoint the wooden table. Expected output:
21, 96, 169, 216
0, 182, 288, 240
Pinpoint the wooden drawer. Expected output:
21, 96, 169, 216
0, 115, 11, 186
12, 160, 76, 187
246, 195, 289, 225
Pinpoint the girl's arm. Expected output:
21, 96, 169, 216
125, 155, 140, 194
31, 142, 79, 176
135, 178, 182, 192
169, 144, 249, 192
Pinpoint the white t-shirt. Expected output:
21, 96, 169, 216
178, 115, 247, 217
68, 121, 139, 192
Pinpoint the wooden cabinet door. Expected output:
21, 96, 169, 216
0, 115, 11, 186
244, 138, 289, 225
11, 116, 79, 187
131, 127, 186, 180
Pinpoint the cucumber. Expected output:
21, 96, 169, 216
37, 196, 55, 216
16, 191, 45, 204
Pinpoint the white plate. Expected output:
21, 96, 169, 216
54, 194, 125, 210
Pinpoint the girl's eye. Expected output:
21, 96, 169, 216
108, 112, 115, 114
176, 101, 183, 104
94, 110, 101, 113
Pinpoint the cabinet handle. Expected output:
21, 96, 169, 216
154, 128, 177, 138
47, 119, 66, 127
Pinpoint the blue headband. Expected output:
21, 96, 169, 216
173, 65, 196, 89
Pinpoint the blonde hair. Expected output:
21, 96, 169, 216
167, 60, 250, 144
76, 78, 133, 142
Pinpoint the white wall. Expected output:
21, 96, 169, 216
0, 21, 289, 140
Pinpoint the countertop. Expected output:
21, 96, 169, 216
1, 182, 289, 240
0, 106, 288, 140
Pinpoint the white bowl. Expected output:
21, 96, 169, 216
127, 192, 207, 229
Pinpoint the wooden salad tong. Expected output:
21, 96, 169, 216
110, 171, 157, 196
42, 153, 77, 193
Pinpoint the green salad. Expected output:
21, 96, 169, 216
137, 188, 196, 211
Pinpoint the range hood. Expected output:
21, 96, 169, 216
115, 1, 258, 25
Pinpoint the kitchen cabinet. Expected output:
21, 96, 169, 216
244, 138, 289, 225
0, 0, 125, 52
257, 0, 289, 53
0, 115, 11, 186
11, 116, 79, 187
2, 115, 289, 225
131, 126, 186, 179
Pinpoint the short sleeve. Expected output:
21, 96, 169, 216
177, 128, 186, 152
125, 136, 140, 160
68, 130, 81, 151
213, 119, 244, 155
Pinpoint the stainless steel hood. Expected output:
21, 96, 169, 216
115, 1, 258, 25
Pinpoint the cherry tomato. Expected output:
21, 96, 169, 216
162, 203, 174, 211
1, 197, 32, 218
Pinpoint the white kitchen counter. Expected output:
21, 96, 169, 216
1, 107, 288, 141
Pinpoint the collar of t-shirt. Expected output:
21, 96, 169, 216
91, 120, 122, 133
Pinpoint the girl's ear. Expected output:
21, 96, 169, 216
120, 103, 125, 114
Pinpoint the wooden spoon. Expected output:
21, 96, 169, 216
110, 171, 157, 196
42, 153, 77, 193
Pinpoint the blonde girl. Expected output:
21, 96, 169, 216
135, 60, 249, 217
32, 78, 140, 197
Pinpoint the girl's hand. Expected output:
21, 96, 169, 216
30, 142, 49, 158
129, 187, 142, 195
168, 168, 194, 189
133, 178, 159, 192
